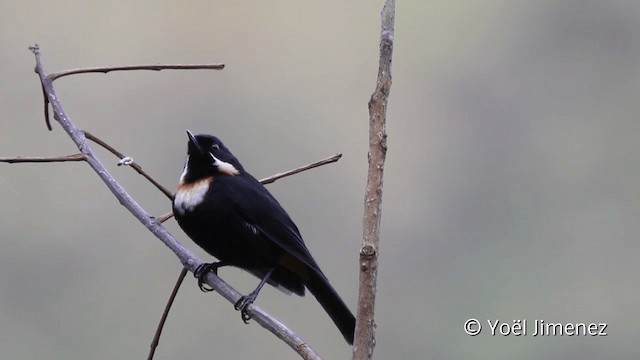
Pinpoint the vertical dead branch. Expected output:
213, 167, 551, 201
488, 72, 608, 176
353, 1, 394, 359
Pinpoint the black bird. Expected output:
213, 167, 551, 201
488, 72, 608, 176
172, 131, 355, 344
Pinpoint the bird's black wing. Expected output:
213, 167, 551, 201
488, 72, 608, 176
220, 174, 356, 344
225, 174, 325, 276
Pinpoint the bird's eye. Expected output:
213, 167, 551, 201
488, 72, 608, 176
211, 144, 220, 151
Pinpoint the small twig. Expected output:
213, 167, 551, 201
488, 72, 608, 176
0, 153, 85, 163
259, 153, 342, 185
148, 268, 188, 360
83, 131, 174, 200
49, 64, 225, 81
157, 212, 174, 223
353, 1, 394, 360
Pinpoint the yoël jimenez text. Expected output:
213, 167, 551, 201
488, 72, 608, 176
487, 319, 608, 336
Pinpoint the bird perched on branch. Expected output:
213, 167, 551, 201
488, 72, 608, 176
172, 131, 355, 344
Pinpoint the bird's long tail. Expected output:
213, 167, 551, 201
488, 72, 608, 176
306, 271, 356, 344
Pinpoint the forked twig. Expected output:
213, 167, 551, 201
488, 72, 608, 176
0, 133, 174, 199
33, 49, 225, 131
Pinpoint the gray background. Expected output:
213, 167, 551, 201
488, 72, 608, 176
1, 1, 639, 359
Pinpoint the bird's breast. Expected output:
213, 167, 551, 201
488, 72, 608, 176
173, 176, 213, 215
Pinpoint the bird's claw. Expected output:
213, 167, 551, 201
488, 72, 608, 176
194, 262, 223, 292
234, 295, 256, 323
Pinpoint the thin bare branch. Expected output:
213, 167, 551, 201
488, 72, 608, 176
0, 153, 85, 163
30, 48, 224, 132
148, 268, 188, 360
30, 45, 322, 360
157, 212, 174, 223
259, 153, 342, 185
83, 131, 175, 200
49, 64, 225, 81
353, 1, 394, 359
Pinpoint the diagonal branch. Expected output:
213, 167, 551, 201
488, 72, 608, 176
0, 154, 85, 163
353, 1, 394, 359
29, 45, 322, 360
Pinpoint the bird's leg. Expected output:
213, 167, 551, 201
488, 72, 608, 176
234, 267, 275, 323
194, 261, 229, 292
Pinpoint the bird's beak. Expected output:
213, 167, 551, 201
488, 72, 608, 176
186, 130, 204, 154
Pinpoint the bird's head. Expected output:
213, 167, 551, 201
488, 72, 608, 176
179, 131, 242, 184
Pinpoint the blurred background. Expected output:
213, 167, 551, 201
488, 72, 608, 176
1, 0, 639, 359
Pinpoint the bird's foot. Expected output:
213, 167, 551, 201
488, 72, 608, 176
234, 294, 257, 323
194, 261, 227, 292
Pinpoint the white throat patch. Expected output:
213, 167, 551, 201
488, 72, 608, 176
211, 154, 239, 176
174, 177, 212, 215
